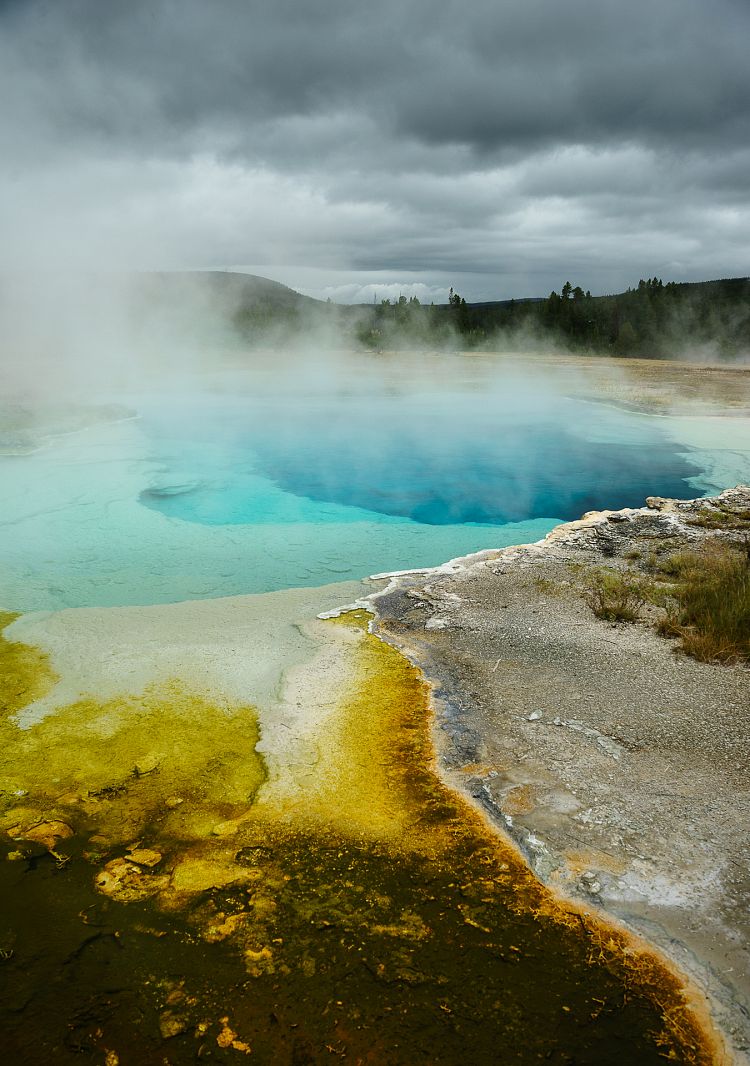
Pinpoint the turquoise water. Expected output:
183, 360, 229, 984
0, 357, 747, 612
138, 390, 696, 527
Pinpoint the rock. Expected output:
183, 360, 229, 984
595, 735, 624, 761
168, 856, 249, 896
95, 856, 167, 903
580, 872, 602, 895
211, 819, 242, 837
204, 912, 250, 943
244, 946, 275, 978
159, 1011, 189, 1039
127, 847, 162, 868
11, 820, 73, 851
527, 711, 543, 722
217, 1017, 252, 1053
133, 754, 161, 776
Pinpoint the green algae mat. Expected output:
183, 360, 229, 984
0, 611, 716, 1064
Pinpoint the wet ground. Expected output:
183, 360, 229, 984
0, 612, 715, 1064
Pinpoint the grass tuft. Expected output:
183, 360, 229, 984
683, 504, 750, 530
657, 541, 750, 663
584, 569, 647, 623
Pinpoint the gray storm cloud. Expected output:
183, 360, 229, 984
0, 0, 748, 298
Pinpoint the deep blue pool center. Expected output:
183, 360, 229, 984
139, 388, 699, 529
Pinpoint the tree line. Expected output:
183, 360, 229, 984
351, 276, 750, 358
228, 274, 750, 359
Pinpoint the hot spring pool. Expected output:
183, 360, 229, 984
1, 356, 748, 611
1, 354, 748, 1063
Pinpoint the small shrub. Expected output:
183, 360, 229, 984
654, 551, 692, 578
656, 610, 682, 638
645, 583, 673, 609
680, 630, 742, 662
685, 504, 750, 531
659, 542, 750, 663
584, 569, 647, 623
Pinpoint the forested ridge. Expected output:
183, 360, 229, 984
351, 276, 750, 358
117, 270, 749, 360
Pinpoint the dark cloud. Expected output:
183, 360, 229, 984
0, 0, 748, 299
6, 0, 748, 155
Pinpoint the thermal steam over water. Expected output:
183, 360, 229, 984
0, 354, 748, 612
138, 390, 695, 526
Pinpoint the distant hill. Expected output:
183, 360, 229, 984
135, 271, 750, 359
3, 268, 745, 359
131, 271, 322, 313
120, 270, 329, 348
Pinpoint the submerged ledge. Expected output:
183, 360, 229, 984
357, 485, 750, 1065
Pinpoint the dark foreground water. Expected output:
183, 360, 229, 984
0, 829, 699, 1065
0, 611, 711, 1065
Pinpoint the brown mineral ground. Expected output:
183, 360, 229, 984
0, 602, 724, 1063
365, 485, 749, 1064
458, 350, 750, 416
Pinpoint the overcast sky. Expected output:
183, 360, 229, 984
1, 0, 748, 302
